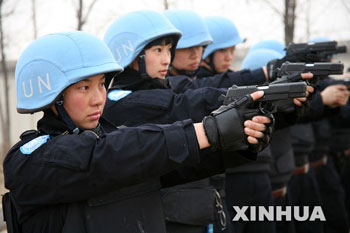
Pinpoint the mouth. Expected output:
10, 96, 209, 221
190, 63, 199, 69
159, 70, 168, 76
88, 111, 101, 121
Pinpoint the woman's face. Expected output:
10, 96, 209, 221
212, 46, 235, 73
130, 43, 172, 79
172, 46, 204, 72
143, 43, 172, 79
62, 74, 106, 129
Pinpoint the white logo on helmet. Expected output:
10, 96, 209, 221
22, 73, 51, 98
114, 40, 134, 63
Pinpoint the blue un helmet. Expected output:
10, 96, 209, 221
248, 40, 286, 56
16, 31, 123, 114
163, 9, 213, 49
104, 10, 182, 69
241, 48, 283, 70
202, 16, 244, 59
309, 37, 330, 43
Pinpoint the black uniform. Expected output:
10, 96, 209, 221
4, 109, 230, 233
195, 66, 275, 233
168, 68, 266, 94
311, 119, 349, 233
102, 67, 262, 233
286, 80, 344, 233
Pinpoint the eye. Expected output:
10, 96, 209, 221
79, 86, 89, 91
99, 82, 106, 88
155, 48, 162, 52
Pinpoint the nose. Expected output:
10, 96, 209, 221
91, 87, 106, 106
162, 50, 171, 66
227, 51, 234, 60
190, 47, 202, 59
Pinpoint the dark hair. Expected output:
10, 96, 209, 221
144, 36, 175, 50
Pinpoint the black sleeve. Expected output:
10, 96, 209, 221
298, 90, 340, 123
103, 88, 226, 126
4, 120, 200, 205
168, 68, 267, 93
160, 149, 253, 187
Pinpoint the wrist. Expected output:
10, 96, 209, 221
194, 123, 210, 149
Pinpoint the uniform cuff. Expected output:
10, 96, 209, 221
162, 119, 200, 166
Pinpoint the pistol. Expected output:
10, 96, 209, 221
220, 82, 307, 114
274, 62, 344, 85
285, 41, 347, 62
330, 78, 350, 90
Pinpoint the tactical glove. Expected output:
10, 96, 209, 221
202, 95, 274, 155
266, 58, 285, 82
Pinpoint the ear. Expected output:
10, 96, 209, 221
129, 57, 139, 71
50, 105, 58, 116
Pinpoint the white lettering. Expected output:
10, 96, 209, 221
250, 206, 256, 221
231, 206, 324, 222
22, 80, 33, 98
258, 206, 274, 221
38, 73, 51, 93
309, 206, 326, 221
122, 40, 134, 56
294, 206, 309, 221
276, 206, 291, 221
114, 48, 122, 63
232, 206, 249, 221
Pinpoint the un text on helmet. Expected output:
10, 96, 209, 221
22, 73, 51, 98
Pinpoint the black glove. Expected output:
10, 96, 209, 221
266, 58, 285, 82
202, 95, 274, 154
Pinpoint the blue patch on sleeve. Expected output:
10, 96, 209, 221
20, 135, 50, 155
107, 90, 132, 102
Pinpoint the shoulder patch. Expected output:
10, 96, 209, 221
107, 90, 132, 101
20, 135, 50, 155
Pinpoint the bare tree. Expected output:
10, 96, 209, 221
284, 0, 296, 45
163, 0, 169, 10
261, 0, 298, 45
32, 0, 37, 39
75, 0, 98, 30
0, 0, 14, 159
341, 0, 350, 13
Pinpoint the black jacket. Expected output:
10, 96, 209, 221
168, 68, 266, 94
4, 110, 203, 233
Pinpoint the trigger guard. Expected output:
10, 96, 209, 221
258, 102, 276, 115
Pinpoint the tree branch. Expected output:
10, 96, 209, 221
261, 0, 283, 16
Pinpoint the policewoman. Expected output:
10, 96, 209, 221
102, 10, 273, 233
198, 16, 244, 77
3, 31, 267, 233
163, 10, 268, 94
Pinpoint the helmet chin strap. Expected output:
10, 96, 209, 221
138, 52, 148, 79
203, 53, 218, 74
137, 52, 169, 88
55, 96, 79, 134
169, 65, 199, 79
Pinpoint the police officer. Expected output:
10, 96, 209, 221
221, 48, 285, 233
240, 40, 304, 233
198, 16, 244, 77
247, 40, 286, 57
163, 9, 269, 93
101, 10, 273, 233
3, 31, 271, 233
307, 37, 350, 233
